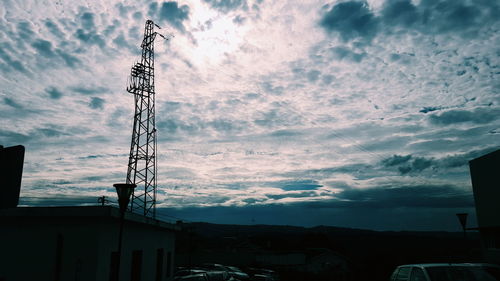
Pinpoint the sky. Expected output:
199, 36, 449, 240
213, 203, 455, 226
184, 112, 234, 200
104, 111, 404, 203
1, 0, 499, 231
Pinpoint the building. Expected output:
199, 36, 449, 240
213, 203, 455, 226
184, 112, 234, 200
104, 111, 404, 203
0, 206, 179, 281
469, 148, 500, 264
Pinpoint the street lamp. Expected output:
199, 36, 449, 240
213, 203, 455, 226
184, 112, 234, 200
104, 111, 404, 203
113, 183, 136, 281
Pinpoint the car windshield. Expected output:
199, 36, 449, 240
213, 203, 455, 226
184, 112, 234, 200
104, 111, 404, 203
426, 266, 499, 281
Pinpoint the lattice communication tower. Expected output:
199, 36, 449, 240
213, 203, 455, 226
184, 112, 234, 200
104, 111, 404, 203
125, 20, 167, 218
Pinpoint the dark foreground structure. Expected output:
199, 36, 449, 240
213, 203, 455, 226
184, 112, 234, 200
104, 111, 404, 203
0, 206, 178, 281
470, 148, 500, 264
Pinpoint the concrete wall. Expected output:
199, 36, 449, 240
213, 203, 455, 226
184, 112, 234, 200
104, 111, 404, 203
96, 219, 176, 281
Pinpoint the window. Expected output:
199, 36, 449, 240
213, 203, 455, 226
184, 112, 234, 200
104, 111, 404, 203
156, 248, 164, 281
109, 252, 119, 281
131, 250, 143, 281
410, 268, 426, 281
397, 267, 411, 281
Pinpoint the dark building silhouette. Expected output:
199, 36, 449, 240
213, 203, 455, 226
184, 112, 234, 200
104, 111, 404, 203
469, 148, 500, 264
0, 206, 178, 281
0, 145, 25, 208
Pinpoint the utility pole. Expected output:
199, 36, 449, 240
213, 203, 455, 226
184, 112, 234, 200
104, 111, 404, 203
125, 20, 168, 218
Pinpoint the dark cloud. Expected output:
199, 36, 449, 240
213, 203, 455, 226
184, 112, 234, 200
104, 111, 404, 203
204, 0, 248, 13
269, 129, 302, 138
269, 179, 323, 191
80, 12, 96, 30
382, 154, 412, 167
261, 81, 284, 95
17, 21, 35, 37
233, 15, 246, 25
0, 129, 31, 144
306, 70, 321, 82
89, 97, 105, 109
32, 39, 56, 58
382, 155, 434, 175
0, 43, 28, 74
71, 86, 108, 95
45, 87, 63, 99
55, 50, 80, 68
266, 191, 317, 200
157, 118, 202, 135
334, 184, 474, 208
44, 20, 65, 38
330, 46, 366, 62
113, 33, 139, 54
75, 29, 105, 48
438, 147, 500, 168
419, 106, 443, 114
154, 2, 190, 33
319, 0, 500, 41
429, 107, 500, 125
319, 1, 379, 42
381, 0, 418, 27
3, 97, 23, 109
36, 128, 66, 138
116, 3, 134, 18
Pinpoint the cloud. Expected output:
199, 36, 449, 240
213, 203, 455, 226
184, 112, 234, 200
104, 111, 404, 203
419, 106, 444, 114
71, 86, 109, 95
306, 70, 321, 82
80, 12, 96, 30
269, 179, 323, 191
155, 2, 190, 33
203, 0, 248, 13
319, 1, 379, 42
429, 107, 500, 125
381, 0, 418, 27
319, 0, 500, 41
89, 97, 105, 109
266, 191, 317, 200
75, 29, 106, 48
44, 20, 65, 38
3, 97, 23, 109
334, 184, 474, 208
0, 44, 28, 74
382, 154, 412, 167
45, 87, 63, 99
330, 46, 366, 62
32, 39, 56, 58
0, 129, 31, 144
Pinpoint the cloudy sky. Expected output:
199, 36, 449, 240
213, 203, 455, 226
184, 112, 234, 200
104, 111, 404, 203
1, 0, 499, 231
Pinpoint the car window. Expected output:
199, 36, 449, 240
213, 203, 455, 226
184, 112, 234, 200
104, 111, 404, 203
425, 266, 498, 281
410, 267, 427, 281
469, 267, 500, 281
397, 267, 411, 281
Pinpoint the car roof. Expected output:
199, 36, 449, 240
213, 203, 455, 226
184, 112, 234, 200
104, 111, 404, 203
397, 263, 481, 268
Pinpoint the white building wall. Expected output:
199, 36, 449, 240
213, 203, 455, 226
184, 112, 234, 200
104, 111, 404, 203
0, 207, 177, 281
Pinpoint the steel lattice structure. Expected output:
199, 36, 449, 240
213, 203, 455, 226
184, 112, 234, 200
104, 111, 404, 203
126, 20, 166, 218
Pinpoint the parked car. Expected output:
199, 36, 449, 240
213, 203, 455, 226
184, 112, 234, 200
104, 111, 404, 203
225, 266, 250, 280
390, 263, 500, 281
175, 269, 208, 278
175, 273, 210, 281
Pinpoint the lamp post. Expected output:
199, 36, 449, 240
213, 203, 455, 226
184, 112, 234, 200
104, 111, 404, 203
113, 183, 136, 281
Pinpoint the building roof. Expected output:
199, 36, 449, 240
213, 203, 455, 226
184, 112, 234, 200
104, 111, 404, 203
0, 206, 180, 231
469, 148, 500, 164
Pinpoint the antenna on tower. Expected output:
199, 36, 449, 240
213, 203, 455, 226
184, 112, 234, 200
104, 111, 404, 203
125, 20, 168, 218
